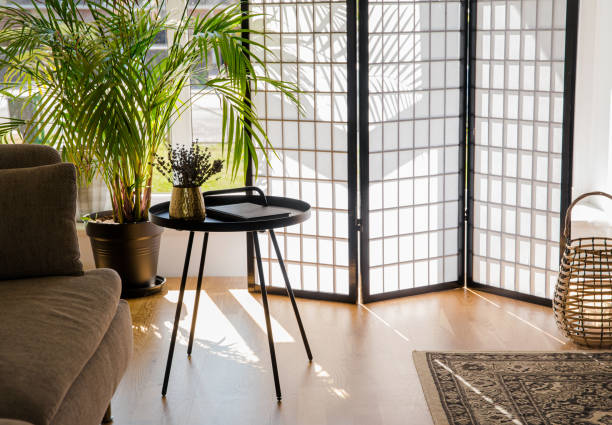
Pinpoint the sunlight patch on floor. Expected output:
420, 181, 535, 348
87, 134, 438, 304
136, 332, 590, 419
229, 289, 295, 343
434, 359, 523, 425
164, 289, 260, 364
132, 323, 163, 340
465, 288, 567, 345
163, 289, 350, 397
359, 303, 411, 342
313, 362, 350, 399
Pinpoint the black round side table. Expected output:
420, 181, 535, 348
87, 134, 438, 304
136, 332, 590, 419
149, 186, 313, 401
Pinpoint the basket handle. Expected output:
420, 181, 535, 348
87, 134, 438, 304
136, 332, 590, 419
563, 191, 612, 241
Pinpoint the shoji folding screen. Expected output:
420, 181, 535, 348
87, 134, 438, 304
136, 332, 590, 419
249, 0, 358, 302
360, 0, 466, 302
247, 0, 577, 304
468, 0, 573, 301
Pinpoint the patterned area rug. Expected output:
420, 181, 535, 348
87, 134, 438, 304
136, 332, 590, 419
413, 351, 612, 425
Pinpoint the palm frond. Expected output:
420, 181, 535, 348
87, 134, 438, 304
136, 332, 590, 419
0, 0, 300, 222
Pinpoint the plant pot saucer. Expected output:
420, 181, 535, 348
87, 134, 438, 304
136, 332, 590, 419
122, 275, 166, 299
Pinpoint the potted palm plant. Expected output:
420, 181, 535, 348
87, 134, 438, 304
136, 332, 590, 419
0, 0, 298, 297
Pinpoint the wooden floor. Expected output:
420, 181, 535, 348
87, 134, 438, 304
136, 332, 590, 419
112, 277, 580, 425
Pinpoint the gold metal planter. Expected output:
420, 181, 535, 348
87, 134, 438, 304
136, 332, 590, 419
169, 187, 205, 221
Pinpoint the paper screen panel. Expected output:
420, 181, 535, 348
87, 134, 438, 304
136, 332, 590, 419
366, 0, 464, 296
250, 0, 352, 297
471, 0, 566, 298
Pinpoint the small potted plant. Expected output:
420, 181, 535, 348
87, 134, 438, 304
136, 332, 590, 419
155, 143, 223, 221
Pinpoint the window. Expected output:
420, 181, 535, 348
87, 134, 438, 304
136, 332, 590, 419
151, 0, 243, 193
0, 0, 241, 192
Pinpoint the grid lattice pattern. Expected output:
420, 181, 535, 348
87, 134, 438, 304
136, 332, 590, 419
472, 0, 566, 298
250, 0, 351, 295
367, 0, 464, 295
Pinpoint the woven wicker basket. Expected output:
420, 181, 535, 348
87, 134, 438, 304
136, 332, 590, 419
553, 191, 612, 348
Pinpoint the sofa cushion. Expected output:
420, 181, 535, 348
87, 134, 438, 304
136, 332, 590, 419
0, 163, 83, 279
50, 301, 132, 425
0, 269, 121, 425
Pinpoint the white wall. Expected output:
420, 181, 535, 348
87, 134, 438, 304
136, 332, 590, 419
573, 0, 612, 209
78, 229, 247, 277
571, 0, 612, 236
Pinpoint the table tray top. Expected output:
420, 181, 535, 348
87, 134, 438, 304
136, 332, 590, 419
149, 194, 311, 232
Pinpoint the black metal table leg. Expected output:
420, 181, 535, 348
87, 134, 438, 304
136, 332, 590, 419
188, 232, 209, 356
252, 231, 282, 401
162, 231, 195, 396
269, 230, 313, 361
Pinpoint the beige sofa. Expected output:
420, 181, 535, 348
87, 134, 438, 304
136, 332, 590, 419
0, 145, 132, 425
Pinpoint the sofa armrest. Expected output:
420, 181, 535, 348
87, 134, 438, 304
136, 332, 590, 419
0, 419, 35, 425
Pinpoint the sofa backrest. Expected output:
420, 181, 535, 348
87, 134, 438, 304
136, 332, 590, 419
0, 144, 83, 279
0, 144, 61, 169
